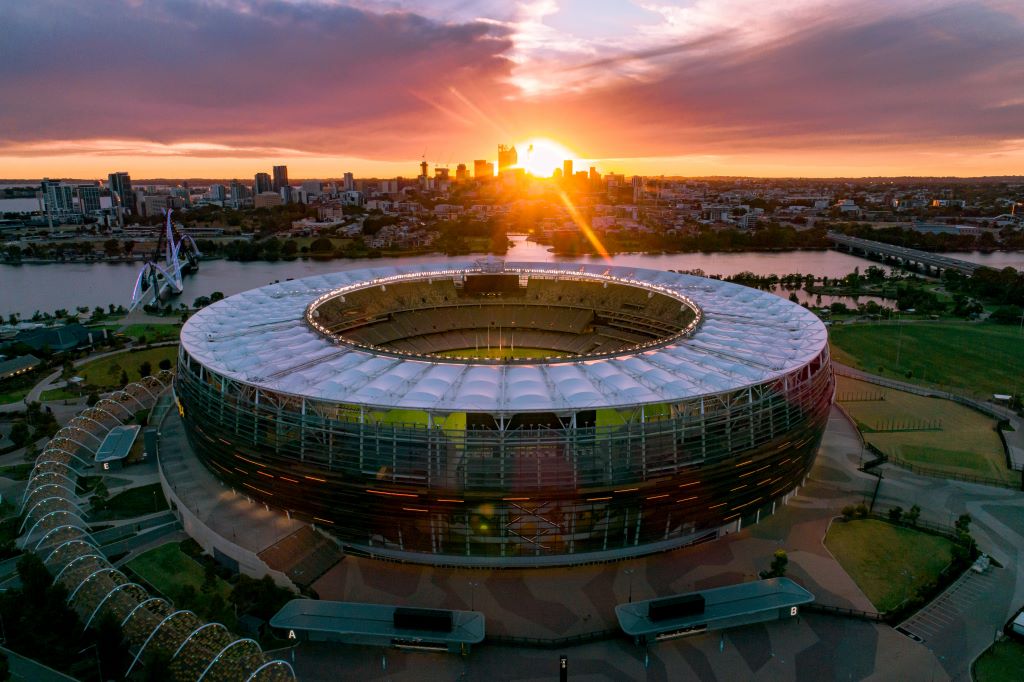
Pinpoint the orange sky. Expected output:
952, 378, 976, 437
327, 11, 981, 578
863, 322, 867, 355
3, 1, 1024, 180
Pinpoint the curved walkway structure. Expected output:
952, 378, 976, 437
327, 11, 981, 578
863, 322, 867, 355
17, 370, 295, 682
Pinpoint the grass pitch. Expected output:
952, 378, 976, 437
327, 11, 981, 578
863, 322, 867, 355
829, 321, 1024, 397
432, 347, 560, 360
825, 519, 953, 612
836, 375, 1012, 483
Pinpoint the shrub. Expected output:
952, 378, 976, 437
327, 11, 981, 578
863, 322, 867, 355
888, 506, 903, 523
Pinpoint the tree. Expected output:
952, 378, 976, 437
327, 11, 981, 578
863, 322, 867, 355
86, 391, 100, 406
139, 361, 153, 378
955, 513, 971, 534
119, 370, 129, 387
904, 504, 921, 527
888, 506, 903, 523
90, 479, 109, 511
8, 421, 29, 448
841, 505, 856, 521
158, 358, 172, 371
760, 549, 789, 579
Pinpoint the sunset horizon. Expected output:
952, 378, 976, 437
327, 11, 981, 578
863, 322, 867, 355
4, 0, 1024, 180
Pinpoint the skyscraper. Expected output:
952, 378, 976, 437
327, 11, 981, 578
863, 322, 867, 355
272, 165, 289, 192
343, 172, 354, 192
209, 184, 226, 202
498, 145, 517, 173
563, 159, 573, 179
41, 178, 73, 225
254, 172, 272, 195
473, 160, 493, 178
455, 163, 468, 182
108, 171, 133, 216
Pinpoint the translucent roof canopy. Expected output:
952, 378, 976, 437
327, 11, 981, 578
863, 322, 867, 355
180, 262, 828, 414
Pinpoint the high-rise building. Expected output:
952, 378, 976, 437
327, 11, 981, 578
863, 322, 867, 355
272, 165, 289, 192
40, 178, 74, 224
229, 180, 246, 207
279, 186, 293, 204
563, 160, 573, 179
209, 184, 226, 202
301, 180, 323, 197
343, 172, 354, 192
108, 172, 133, 220
254, 172, 272, 195
473, 160, 494, 178
498, 145, 517, 173
75, 183, 101, 214
589, 166, 600, 182
632, 176, 644, 203
455, 163, 468, 182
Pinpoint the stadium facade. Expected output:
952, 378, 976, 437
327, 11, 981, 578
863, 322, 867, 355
175, 262, 833, 566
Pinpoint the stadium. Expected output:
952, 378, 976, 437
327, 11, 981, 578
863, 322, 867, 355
175, 261, 834, 566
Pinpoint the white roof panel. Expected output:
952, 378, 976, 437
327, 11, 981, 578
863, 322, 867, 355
181, 262, 828, 413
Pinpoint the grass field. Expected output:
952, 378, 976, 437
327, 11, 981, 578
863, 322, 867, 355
0, 387, 31, 405
836, 376, 1012, 482
433, 347, 559, 360
829, 322, 1024, 397
127, 541, 232, 602
40, 386, 79, 402
825, 519, 954, 612
117, 323, 181, 342
974, 639, 1024, 682
77, 346, 178, 388
0, 463, 34, 480
89, 483, 169, 521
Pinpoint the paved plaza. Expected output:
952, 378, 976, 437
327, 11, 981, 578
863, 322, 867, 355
158, 401, 1023, 680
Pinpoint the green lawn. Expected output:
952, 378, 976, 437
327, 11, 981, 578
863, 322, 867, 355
432, 346, 558, 360
127, 541, 232, 602
836, 375, 1013, 483
40, 386, 79, 402
974, 639, 1024, 682
117, 323, 181, 342
89, 482, 169, 521
76, 346, 178, 389
0, 463, 34, 480
825, 519, 954, 612
0, 386, 31, 405
829, 322, 1024, 397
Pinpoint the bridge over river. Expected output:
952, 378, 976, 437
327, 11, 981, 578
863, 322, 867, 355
827, 232, 985, 276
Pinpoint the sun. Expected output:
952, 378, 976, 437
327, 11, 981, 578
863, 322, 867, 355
515, 138, 578, 177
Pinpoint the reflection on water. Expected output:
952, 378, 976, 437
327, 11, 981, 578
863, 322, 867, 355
0, 235, 1017, 317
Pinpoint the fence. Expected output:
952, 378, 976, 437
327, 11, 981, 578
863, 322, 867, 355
486, 628, 621, 649
802, 603, 884, 622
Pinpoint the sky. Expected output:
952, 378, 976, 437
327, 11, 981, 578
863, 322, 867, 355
2, 0, 1024, 179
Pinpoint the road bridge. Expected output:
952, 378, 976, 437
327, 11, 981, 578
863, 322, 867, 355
827, 232, 984, 276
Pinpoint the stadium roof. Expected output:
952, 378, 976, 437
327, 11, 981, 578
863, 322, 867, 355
180, 262, 828, 414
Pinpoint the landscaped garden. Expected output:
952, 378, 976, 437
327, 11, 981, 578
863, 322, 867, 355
76, 346, 178, 389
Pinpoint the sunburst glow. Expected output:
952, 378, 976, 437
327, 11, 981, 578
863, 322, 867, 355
516, 138, 578, 177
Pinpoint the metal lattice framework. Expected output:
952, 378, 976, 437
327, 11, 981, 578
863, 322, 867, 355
15, 370, 295, 681
176, 263, 836, 566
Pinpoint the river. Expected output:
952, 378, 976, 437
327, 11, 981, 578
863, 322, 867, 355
0, 236, 1021, 318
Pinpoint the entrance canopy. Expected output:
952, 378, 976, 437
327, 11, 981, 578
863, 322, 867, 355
615, 578, 814, 639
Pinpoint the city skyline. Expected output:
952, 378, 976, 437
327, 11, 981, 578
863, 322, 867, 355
3, 0, 1024, 179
